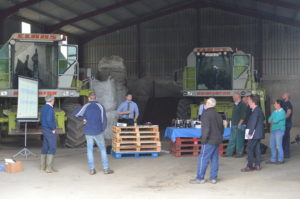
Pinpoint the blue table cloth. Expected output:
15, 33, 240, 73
164, 127, 231, 142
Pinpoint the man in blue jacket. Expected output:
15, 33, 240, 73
73, 92, 114, 175
241, 95, 265, 172
40, 95, 57, 173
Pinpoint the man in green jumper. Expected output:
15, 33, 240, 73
224, 92, 247, 157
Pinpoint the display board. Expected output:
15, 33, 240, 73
16, 76, 39, 121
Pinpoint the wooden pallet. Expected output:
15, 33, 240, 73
113, 131, 160, 138
112, 146, 161, 153
171, 150, 199, 157
113, 136, 160, 143
170, 139, 229, 157
113, 141, 161, 147
219, 140, 229, 155
174, 138, 201, 145
171, 144, 201, 151
113, 125, 159, 133
111, 150, 159, 158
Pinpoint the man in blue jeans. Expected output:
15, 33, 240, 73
190, 98, 224, 184
73, 92, 114, 175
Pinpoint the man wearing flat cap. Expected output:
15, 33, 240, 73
40, 95, 57, 173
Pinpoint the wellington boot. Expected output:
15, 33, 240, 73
40, 154, 47, 172
46, 155, 58, 173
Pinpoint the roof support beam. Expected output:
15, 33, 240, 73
208, 1, 300, 28
47, 0, 139, 33
254, 0, 300, 11
79, 0, 204, 44
82, 0, 125, 26
0, 0, 42, 18
48, 0, 106, 30
28, 6, 90, 33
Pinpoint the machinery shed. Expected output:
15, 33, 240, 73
0, 1, 300, 199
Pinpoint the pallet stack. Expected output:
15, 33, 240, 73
170, 138, 229, 157
111, 125, 161, 158
219, 139, 229, 155
171, 138, 201, 157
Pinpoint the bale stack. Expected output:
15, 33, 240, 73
111, 125, 161, 158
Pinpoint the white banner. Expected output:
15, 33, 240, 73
17, 76, 38, 120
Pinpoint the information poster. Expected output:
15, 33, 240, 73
16, 76, 38, 120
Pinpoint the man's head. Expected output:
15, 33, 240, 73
205, 98, 216, 109
126, 93, 133, 101
88, 92, 97, 101
242, 96, 249, 105
281, 93, 290, 102
232, 92, 241, 103
248, 95, 260, 109
45, 95, 55, 105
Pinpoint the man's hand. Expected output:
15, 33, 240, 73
52, 130, 56, 134
269, 120, 273, 125
83, 119, 87, 125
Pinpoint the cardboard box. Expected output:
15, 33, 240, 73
6, 161, 23, 174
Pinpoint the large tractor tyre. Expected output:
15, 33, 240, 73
65, 115, 86, 148
62, 102, 86, 148
176, 98, 193, 119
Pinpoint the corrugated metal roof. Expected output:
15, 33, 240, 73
1, 0, 300, 42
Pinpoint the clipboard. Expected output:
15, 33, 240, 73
245, 129, 255, 140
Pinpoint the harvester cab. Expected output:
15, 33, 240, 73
177, 47, 266, 121
0, 33, 86, 142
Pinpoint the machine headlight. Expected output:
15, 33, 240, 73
0, 91, 8, 96
63, 91, 70, 96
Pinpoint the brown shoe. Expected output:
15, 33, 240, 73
241, 167, 255, 172
255, 166, 262, 171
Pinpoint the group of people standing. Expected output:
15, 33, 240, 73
190, 92, 293, 184
39, 92, 139, 175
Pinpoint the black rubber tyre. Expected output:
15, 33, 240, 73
62, 102, 86, 148
176, 98, 193, 119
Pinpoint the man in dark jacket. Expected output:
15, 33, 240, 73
225, 92, 247, 157
73, 92, 114, 175
190, 98, 224, 184
241, 95, 265, 172
281, 93, 293, 158
40, 95, 57, 173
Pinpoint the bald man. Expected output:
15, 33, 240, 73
281, 93, 293, 158
190, 98, 224, 184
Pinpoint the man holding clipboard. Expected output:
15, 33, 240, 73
241, 95, 265, 172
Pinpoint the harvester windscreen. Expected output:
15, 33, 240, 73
196, 52, 232, 90
57, 45, 78, 89
0, 44, 10, 88
12, 42, 58, 89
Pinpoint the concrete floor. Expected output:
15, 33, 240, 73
0, 129, 300, 199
